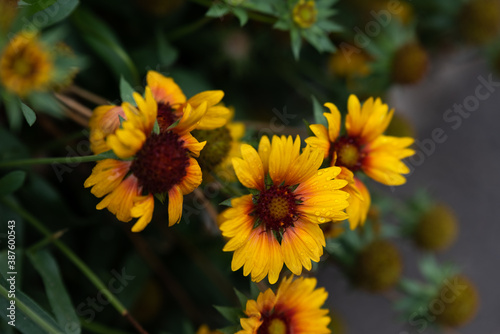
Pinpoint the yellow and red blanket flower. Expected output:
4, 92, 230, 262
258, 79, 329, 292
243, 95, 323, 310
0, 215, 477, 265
146, 70, 230, 131
305, 95, 414, 229
88, 71, 229, 154
238, 276, 331, 334
219, 135, 349, 284
0, 31, 53, 97
84, 87, 207, 232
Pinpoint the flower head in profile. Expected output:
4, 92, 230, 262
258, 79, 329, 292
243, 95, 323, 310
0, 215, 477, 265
219, 135, 349, 283
0, 31, 53, 97
146, 71, 230, 131
193, 106, 245, 182
196, 325, 223, 334
85, 87, 207, 232
238, 276, 331, 334
305, 95, 414, 229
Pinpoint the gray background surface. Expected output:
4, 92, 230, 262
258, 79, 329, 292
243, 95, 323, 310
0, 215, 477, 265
319, 49, 500, 334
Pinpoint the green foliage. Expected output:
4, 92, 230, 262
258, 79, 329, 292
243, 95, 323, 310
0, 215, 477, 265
0, 171, 26, 197
71, 7, 139, 84
28, 249, 81, 334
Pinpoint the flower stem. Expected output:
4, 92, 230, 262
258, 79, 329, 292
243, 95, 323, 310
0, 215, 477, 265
167, 16, 213, 41
0, 152, 118, 169
0, 197, 149, 334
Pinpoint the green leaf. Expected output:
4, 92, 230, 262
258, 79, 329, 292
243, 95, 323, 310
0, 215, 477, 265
290, 28, 302, 60
155, 192, 167, 204
247, 188, 260, 196
303, 30, 336, 53
26, 93, 64, 118
213, 305, 243, 324
1, 90, 22, 131
249, 281, 261, 297
243, 0, 277, 15
153, 120, 160, 135
119, 76, 136, 106
28, 249, 81, 334
72, 8, 139, 84
20, 102, 37, 126
167, 118, 181, 130
14, 0, 79, 31
219, 198, 233, 207
0, 171, 27, 197
0, 277, 64, 334
206, 3, 230, 17
273, 19, 289, 30
232, 7, 249, 26
95, 150, 119, 160
316, 20, 343, 32
398, 278, 424, 296
311, 96, 328, 128
234, 288, 248, 308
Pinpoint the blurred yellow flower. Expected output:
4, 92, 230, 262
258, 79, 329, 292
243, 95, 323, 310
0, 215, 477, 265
196, 324, 223, 334
238, 276, 331, 334
0, 31, 53, 97
194, 107, 245, 182
293, 0, 318, 28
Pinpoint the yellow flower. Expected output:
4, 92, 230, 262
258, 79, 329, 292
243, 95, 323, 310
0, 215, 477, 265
0, 31, 53, 97
219, 135, 349, 283
85, 87, 207, 232
293, 0, 318, 29
414, 203, 458, 251
238, 276, 331, 334
328, 51, 371, 79
459, 0, 500, 44
89, 105, 126, 154
196, 324, 223, 334
435, 276, 479, 328
194, 107, 245, 182
147, 70, 230, 130
391, 42, 429, 85
305, 95, 414, 227
354, 240, 402, 292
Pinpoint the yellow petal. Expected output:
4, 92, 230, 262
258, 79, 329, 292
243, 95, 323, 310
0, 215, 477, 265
324, 102, 341, 142
178, 158, 203, 195
146, 71, 186, 107
168, 185, 183, 226
232, 144, 264, 190
196, 105, 231, 130
131, 194, 155, 232
188, 90, 224, 108
95, 175, 141, 222
305, 124, 330, 159
258, 135, 271, 175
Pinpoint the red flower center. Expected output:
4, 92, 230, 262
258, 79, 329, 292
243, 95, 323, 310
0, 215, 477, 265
255, 185, 299, 232
156, 102, 178, 131
331, 135, 365, 171
130, 131, 189, 194
258, 310, 290, 334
